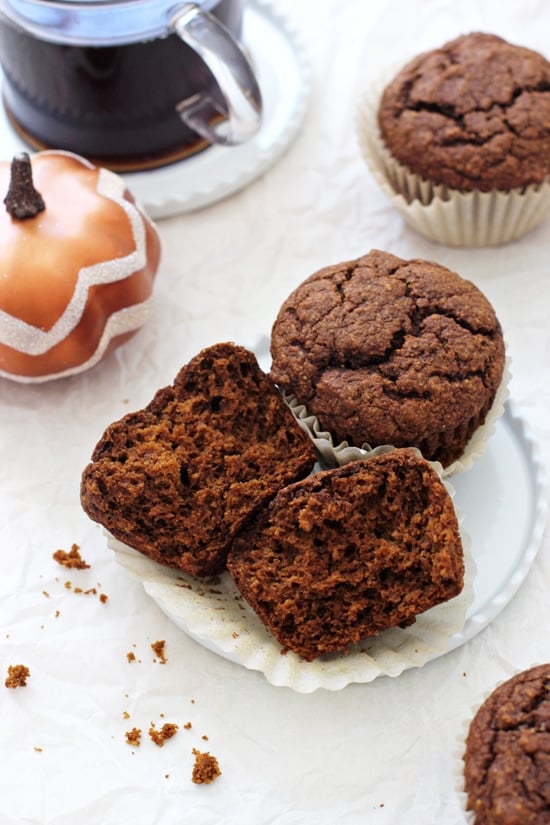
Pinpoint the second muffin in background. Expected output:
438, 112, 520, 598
357, 32, 550, 246
270, 249, 507, 472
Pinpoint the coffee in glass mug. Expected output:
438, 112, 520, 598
0, 0, 263, 170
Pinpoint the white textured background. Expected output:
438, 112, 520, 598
1, 1, 549, 822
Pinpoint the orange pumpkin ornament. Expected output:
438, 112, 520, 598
0, 150, 161, 382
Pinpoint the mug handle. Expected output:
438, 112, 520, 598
169, 3, 263, 146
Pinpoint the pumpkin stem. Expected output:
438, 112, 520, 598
4, 152, 45, 220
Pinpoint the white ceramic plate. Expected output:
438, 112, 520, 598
449, 402, 547, 650
111, 398, 546, 692
112, 508, 475, 695
0, 0, 309, 218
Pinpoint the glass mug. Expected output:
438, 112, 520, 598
0, 0, 263, 170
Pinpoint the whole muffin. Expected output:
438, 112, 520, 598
463, 664, 550, 824
270, 249, 506, 468
227, 449, 464, 661
377, 32, 550, 192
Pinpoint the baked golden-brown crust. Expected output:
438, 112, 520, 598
377, 32, 550, 192
80, 343, 316, 577
227, 449, 464, 661
270, 249, 505, 467
464, 664, 550, 825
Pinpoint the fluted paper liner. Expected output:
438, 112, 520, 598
109, 463, 474, 694
286, 359, 511, 478
355, 70, 550, 247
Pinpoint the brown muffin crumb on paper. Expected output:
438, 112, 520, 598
149, 722, 179, 747
125, 727, 142, 747
192, 748, 222, 784
53, 544, 90, 569
5, 664, 30, 688
151, 640, 167, 664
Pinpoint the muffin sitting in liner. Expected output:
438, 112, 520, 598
463, 664, 550, 825
357, 32, 550, 246
270, 248, 506, 472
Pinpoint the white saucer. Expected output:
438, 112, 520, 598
0, 0, 310, 218
110, 393, 547, 692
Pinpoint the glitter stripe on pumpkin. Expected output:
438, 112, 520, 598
0, 296, 154, 383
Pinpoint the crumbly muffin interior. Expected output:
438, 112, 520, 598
80, 343, 316, 577
227, 449, 464, 661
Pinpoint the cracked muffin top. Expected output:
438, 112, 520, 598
464, 664, 550, 825
269, 249, 505, 467
377, 32, 550, 192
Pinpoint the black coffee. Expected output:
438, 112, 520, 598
0, 0, 243, 170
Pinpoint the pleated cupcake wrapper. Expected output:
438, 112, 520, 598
108, 465, 475, 692
286, 357, 511, 478
355, 71, 550, 247
453, 664, 548, 824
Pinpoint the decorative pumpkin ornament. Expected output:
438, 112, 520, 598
0, 150, 161, 382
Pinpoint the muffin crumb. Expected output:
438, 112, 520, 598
192, 748, 222, 784
53, 543, 90, 569
151, 640, 167, 664
5, 664, 30, 688
125, 727, 142, 747
149, 722, 179, 747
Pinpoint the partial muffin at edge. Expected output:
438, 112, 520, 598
377, 32, 550, 193
80, 342, 316, 577
227, 448, 464, 661
269, 248, 506, 468
463, 663, 550, 825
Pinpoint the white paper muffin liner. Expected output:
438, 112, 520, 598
355, 69, 550, 247
285, 358, 511, 478
453, 664, 550, 824
108, 464, 474, 694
